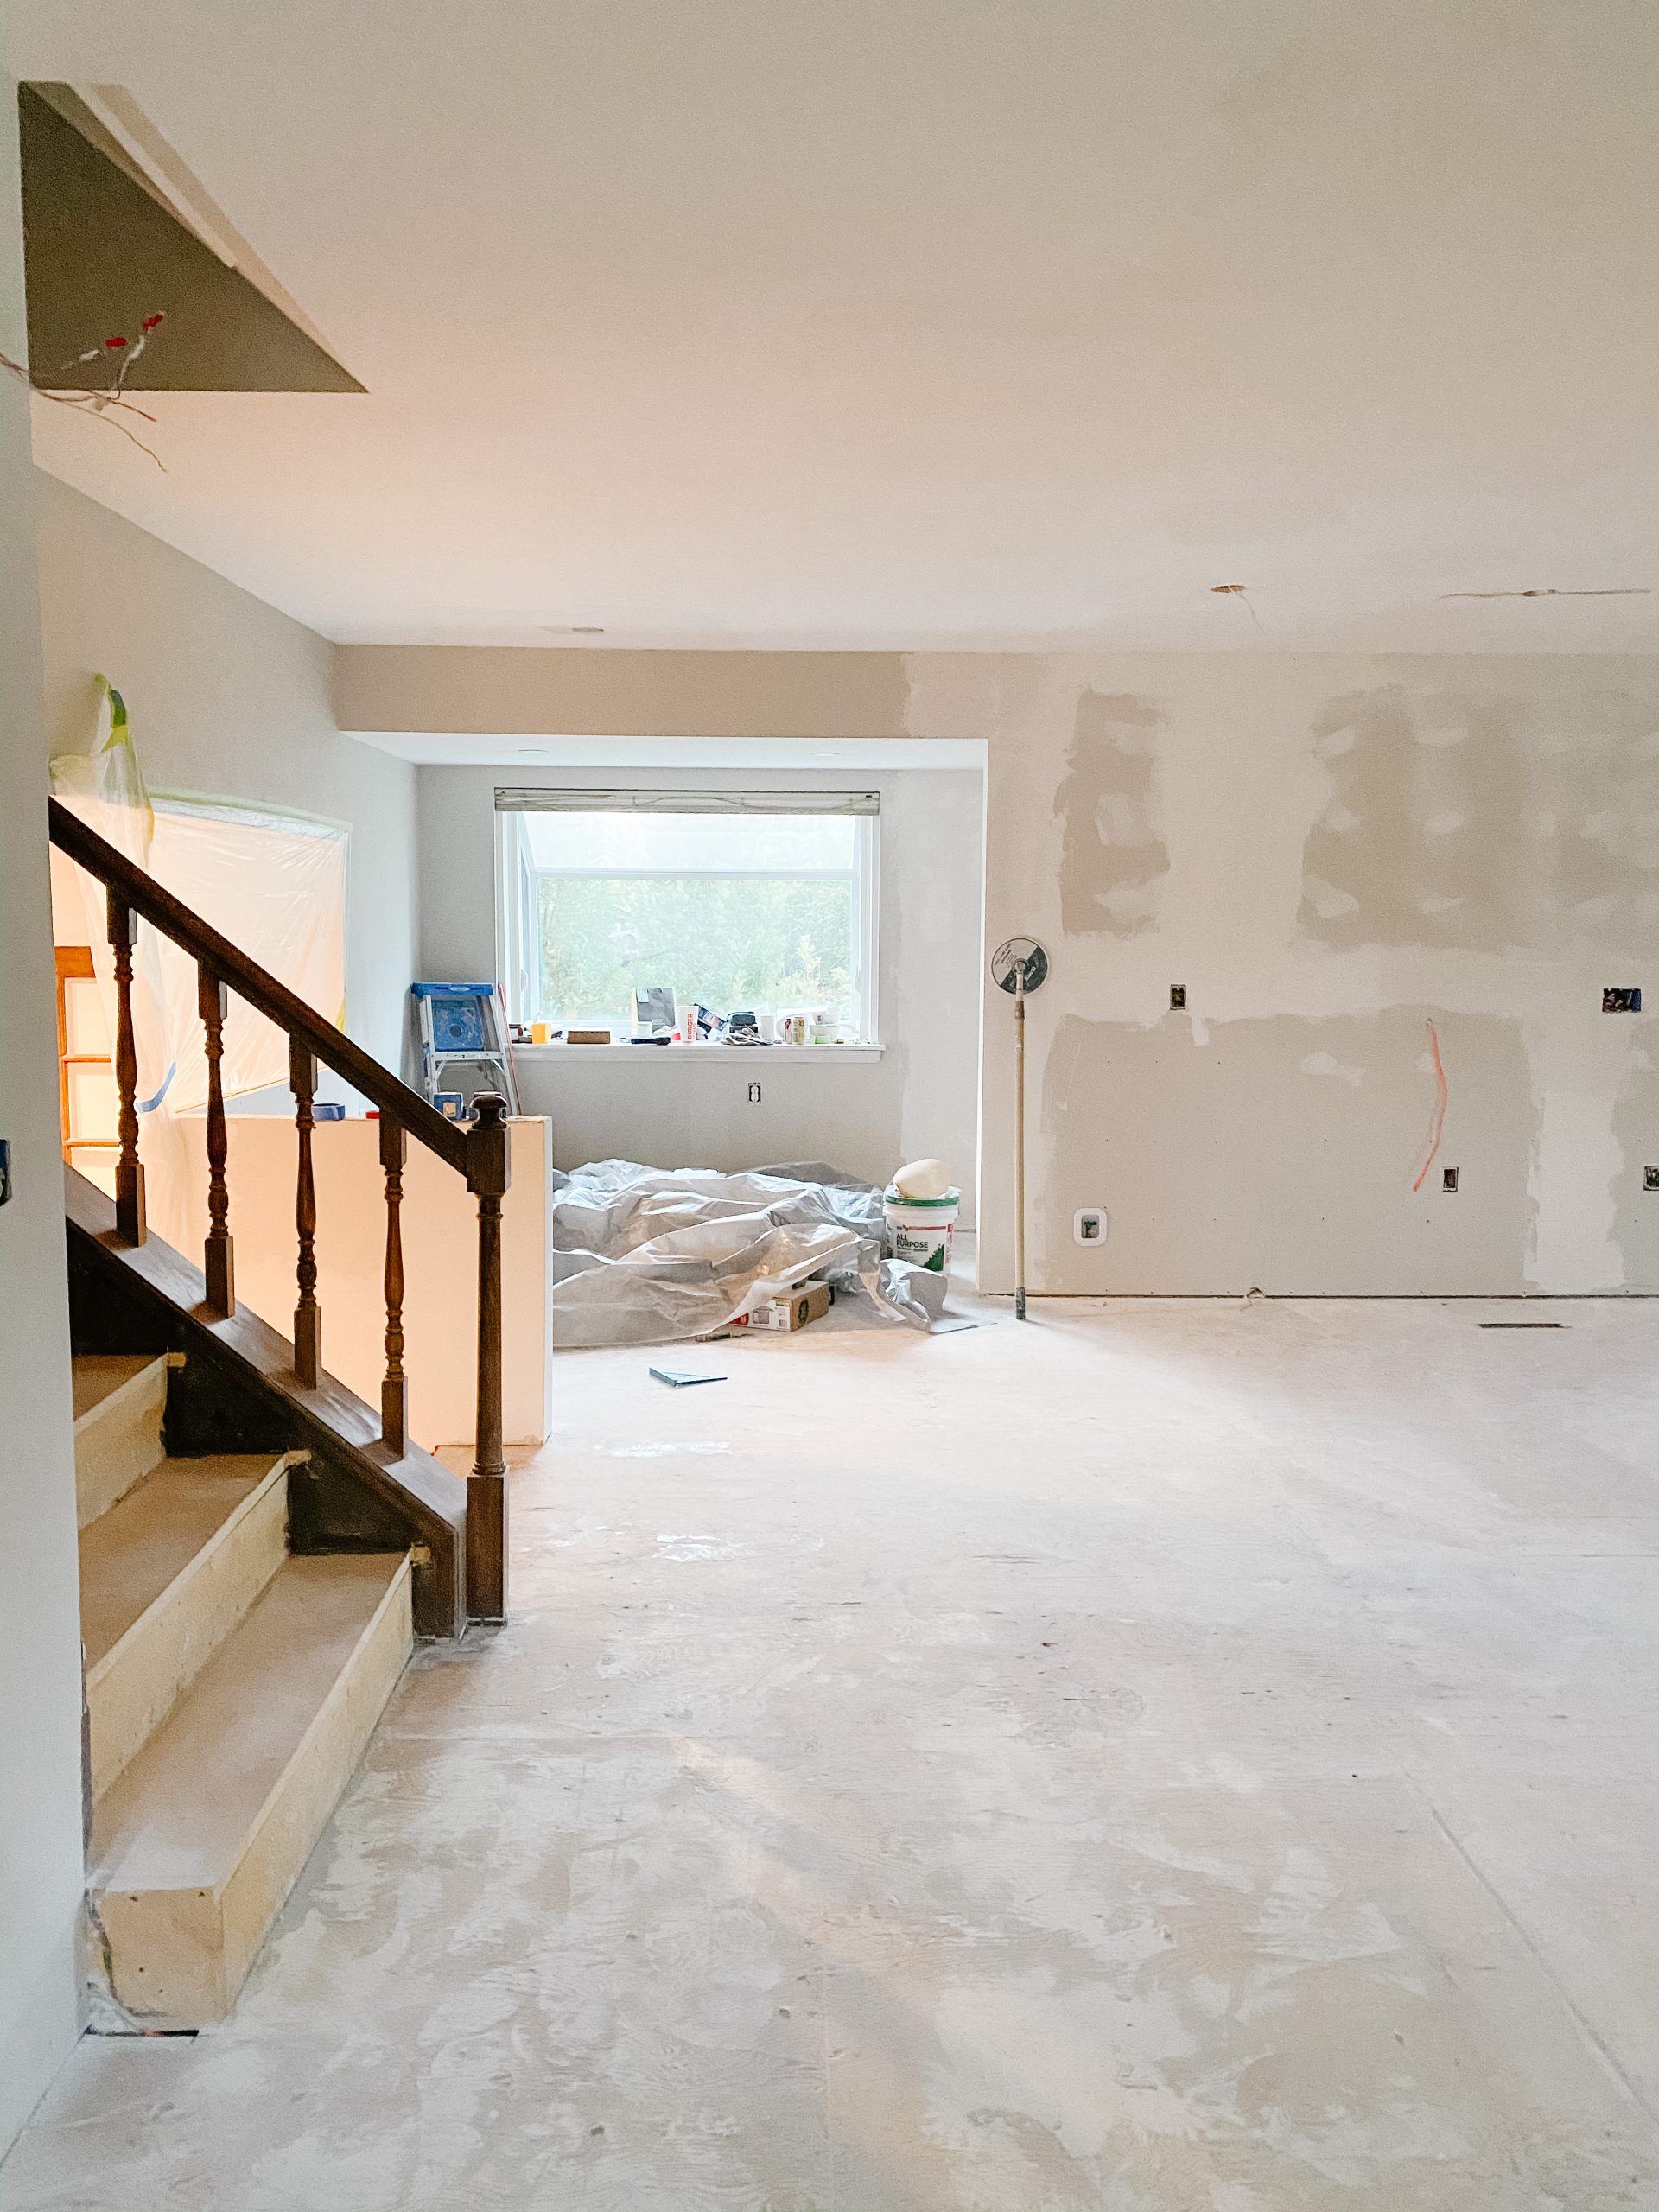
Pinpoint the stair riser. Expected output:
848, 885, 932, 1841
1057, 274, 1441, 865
76, 1364, 168, 1529
86, 1474, 289, 1800
97, 1558, 412, 2029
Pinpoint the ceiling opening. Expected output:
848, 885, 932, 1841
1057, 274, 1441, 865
19, 81, 363, 394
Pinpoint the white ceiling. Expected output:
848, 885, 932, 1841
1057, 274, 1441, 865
8, 1, 1659, 653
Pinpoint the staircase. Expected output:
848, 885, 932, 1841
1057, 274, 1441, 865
48, 794, 518, 2031
75, 1351, 412, 2028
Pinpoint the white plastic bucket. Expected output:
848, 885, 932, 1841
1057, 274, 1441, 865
883, 1185, 961, 1274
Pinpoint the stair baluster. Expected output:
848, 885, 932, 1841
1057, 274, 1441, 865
467, 1094, 509, 1622
107, 895, 148, 1246
379, 1115, 409, 1457
290, 1040, 321, 1387
198, 966, 236, 1315
52, 797, 504, 1625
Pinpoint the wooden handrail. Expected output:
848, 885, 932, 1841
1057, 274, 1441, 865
49, 792, 510, 1622
48, 798, 471, 1178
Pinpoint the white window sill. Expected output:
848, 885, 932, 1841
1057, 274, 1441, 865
509, 1041, 885, 1062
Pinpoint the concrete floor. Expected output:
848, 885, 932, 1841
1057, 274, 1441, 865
5, 1285, 1659, 2209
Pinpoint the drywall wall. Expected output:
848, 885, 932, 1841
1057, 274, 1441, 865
149, 1117, 553, 1451
353, 639, 1659, 1294
416, 764, 982, 1210
341, 648, 913, 745
34, 476, 418, 1087
0, 70, 88, 2157
936, 652, 1659, 1295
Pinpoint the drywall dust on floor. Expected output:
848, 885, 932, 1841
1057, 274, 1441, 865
6, 1290, 1659, 2209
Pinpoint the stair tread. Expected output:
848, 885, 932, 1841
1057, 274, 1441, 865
79, 1456, 289, 1673
92, 1553, 409, 1896
73, 1354, 164, 1427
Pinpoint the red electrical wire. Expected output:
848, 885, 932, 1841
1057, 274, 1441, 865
0, 313, 168, 467
1412, 1018, 1448, 1192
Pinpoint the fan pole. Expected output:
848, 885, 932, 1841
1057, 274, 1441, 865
1014, 956, 1027, 1320
991, 937, 1046, 1323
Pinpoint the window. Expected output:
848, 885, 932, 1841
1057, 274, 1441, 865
498, 790, 878, 1040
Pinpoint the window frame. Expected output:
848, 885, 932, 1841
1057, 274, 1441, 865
495, 799, 880, 1043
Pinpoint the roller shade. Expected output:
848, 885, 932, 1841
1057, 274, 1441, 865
494, 787, 879, 817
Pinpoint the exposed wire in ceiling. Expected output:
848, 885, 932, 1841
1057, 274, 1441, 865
1211, 582, 1264, 632
1437, 587, 1650, 601
0, 312, 168, 465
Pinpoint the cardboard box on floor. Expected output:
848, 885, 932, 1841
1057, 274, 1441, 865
727, 1280, 834, 1333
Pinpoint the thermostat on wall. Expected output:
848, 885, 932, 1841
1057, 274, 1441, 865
1074, 1207, 1108, 1248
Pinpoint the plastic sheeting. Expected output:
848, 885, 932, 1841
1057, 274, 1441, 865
49, 678, 168, 1113
547, 1160, 949, 1348
52, 693, 347, 1114
137, 799, 346, 1110
49, 677, 348, 1245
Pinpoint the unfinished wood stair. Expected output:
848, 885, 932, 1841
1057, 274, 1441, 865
74, 1352, 411, 2029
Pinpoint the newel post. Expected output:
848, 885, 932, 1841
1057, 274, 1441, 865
466, 1093, 510, 1623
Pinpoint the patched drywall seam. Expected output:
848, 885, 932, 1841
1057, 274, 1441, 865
972, 655, 1659, 1297
1043, 1007, 1535, 1295
1300, 684, 1659, 954
1526, 1014, 1635, 1293
1056, 690, 1169, 937
1300, 686, 1519, 950
1610, 1027, 1659, 1292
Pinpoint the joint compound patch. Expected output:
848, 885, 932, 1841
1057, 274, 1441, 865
1056, 690, 1169, 938
1299, 684, 1659, 951
1299, 1052, 1364, 1088
1042, 1010, 1534, 1294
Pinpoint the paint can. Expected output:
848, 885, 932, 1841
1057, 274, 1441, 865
883, 1185, 961, 1274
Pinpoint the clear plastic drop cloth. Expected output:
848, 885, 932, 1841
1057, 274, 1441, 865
49, 676, 347, 1249
547, 1159, 949, 1348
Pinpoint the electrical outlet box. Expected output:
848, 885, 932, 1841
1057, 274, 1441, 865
1169, 984, 1187, 1010
1442, 1166, 1459, 1193
1604, 987, 1642, 1013
1073, 1206, 1107, 1246
747, 1080, 762, 1105
1644, 1166, 1659, 1192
